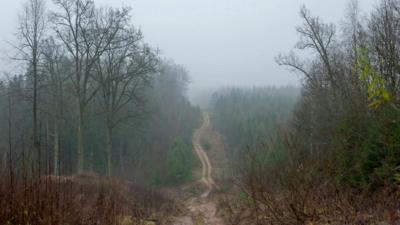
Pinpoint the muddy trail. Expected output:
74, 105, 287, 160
193, 113, 217, 198
172, 113, 224, 225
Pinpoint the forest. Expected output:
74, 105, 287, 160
210, 1, 400, 224
0, 0, 400, 224
0, 0, 201, 224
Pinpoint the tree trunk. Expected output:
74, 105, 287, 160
33, 47, 40, 177
46, 115, 50, 174
89, 149, 94, 173
119, 139, 125, 176
8, 87, 13, 187
106, 125, 113, 176
77, 102, 84, 174
2, 152, 6, 174
53, 113, 59, 176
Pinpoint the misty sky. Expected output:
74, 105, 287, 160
0, 0, 376, 91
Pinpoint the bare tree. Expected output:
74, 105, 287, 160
16, 0, 46, 174
51, 0, 131, 173
342, 0, 365, 66
369, 0, 400, 98
42, 37, 69, 175
276, 6, 347, 156
277, 6, 337, 88
95, 25, 158, 175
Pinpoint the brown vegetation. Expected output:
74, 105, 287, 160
0, 173, 176, 225
220, 157, 400, 225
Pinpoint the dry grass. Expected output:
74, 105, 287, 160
0, 172, 177, 225
217, 157, 400, 225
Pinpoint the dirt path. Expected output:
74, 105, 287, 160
172, 113, 224, 225
192, 113, 217, 197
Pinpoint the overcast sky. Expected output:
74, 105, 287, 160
0, 0, 377, 92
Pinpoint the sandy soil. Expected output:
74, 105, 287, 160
172, 113, 224, 225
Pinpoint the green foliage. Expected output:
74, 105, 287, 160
395, 167, 400, 184
357, 48, 393, 108
331, 49, 400, 188
167, 138, 195, 183
336, 107, 400, 188
152, 138, 195, 185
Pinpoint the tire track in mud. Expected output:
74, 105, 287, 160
173, 112, 224, 225
192, 113, 216, 197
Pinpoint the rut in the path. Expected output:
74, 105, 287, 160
173, 113, 224, 225
192, 113, 216, 197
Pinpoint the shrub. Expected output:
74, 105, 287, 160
0, 174, 175, 225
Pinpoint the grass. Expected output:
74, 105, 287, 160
0, 172, 177, 225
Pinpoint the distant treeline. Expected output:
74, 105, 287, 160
211, 86, 299, 161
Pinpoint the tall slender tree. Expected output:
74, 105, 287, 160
51, 0, 132, 173
42, 37, 69, 175
16, 0, 46, 174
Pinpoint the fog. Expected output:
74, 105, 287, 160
2, 0, 400, 223
0, 0, 375, 92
